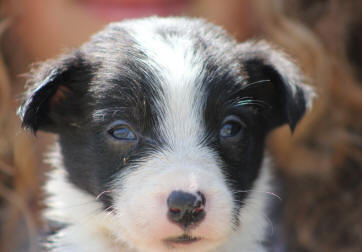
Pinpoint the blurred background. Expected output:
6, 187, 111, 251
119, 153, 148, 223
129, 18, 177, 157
0, 0, 361, 251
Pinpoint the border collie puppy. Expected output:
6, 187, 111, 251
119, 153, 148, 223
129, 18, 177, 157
19, 17, 313, 252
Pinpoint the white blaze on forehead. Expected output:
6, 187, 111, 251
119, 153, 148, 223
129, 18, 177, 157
128, 19, 206, 149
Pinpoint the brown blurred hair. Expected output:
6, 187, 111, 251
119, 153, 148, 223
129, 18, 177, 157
0, 19, 39, 252
254, 0, 362, 176
254, 0, 362, 250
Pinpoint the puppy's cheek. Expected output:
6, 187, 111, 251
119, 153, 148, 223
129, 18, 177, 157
111, 159, 235, 250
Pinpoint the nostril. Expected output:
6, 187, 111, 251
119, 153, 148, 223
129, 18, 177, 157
167, 190, 206, 228
192, 207, 203, 216
170, 207, 181, 214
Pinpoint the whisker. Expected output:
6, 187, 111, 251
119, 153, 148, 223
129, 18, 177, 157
228, 96, 271, 109
105, 208, 116, 216
104, 205, 112, 211
236, 100, 270, 108
234, 190, 282, 201
96, 190, 114, 200
242, 79, 272, 89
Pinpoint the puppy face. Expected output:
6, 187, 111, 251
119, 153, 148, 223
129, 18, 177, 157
20, 17, 313, 251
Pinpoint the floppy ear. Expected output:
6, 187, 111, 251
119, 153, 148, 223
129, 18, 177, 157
18, 51, 93, 134
238, 41, 315, 131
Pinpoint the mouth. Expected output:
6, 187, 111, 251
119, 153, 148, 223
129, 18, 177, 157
164, 234, 202, 245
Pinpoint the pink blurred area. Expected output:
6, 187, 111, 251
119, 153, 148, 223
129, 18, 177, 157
1, 0, 362, 251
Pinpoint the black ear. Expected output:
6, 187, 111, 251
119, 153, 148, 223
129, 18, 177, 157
18, 51, 93, 133
238, 41, 315, 131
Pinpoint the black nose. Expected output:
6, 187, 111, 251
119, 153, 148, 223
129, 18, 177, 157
167, 190, 206, 228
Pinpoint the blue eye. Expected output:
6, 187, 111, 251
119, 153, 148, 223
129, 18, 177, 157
219, 115, 246, 139
109, 126, 137, 141
220, 122, 242, 138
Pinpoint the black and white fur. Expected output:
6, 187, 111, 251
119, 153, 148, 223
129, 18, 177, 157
19, 17, 313, 252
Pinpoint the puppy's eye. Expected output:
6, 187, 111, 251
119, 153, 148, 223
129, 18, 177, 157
220, 122, 241, 138
109, 126, 137, 141
219, 115, 246, 140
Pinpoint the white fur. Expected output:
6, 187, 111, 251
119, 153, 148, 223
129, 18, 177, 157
111, 148, 234, 252
125, 18, 207, 148
44, 156, 125, 252
45, 155, 272, 251
216, 160, 272, 252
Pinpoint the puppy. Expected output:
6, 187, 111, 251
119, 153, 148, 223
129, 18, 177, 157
19, 17, 313, 252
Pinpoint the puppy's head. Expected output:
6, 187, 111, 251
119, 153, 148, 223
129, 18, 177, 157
19, 17, 313, 251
